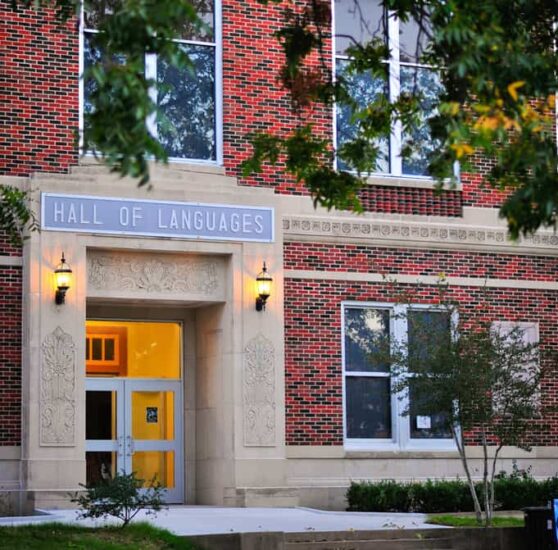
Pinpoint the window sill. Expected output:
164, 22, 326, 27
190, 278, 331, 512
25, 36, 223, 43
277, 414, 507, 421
365, 174, 462, 191
80, 155, 225, 176
344, 440, 458, 457
344, 449, 460, 459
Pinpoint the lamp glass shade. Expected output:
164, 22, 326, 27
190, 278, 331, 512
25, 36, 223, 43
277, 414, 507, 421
256, 265, 272, 300
54, 257, 72, 291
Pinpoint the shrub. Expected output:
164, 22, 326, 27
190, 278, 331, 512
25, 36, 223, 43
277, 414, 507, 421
347, 473, 558, 513
347, 480, 412, 512
71, 471, 166, 527
413, 479, 474, 513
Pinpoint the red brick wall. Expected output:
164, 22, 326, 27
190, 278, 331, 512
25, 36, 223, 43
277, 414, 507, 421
0, 264, 22, 445
0, 2, 78, 175
358, 185, 462, 217
222, 0, 326, 197
284, 246, 558, 446
284, 242, 558, 281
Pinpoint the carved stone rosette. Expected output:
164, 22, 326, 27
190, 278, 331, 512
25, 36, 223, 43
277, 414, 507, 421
87, 251, 221, 295
40, 326, 76, 446
243, 334, 276, 446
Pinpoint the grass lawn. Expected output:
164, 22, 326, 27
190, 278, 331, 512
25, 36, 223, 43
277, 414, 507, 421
427, 514, 524, 528
0, 522, 200, 549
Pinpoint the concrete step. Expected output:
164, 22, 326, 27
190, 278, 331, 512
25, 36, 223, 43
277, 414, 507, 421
285, 540, 454, 550
285, 530, 455, 550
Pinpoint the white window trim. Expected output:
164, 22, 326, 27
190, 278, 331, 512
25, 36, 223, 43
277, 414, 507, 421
332, 2, 457, 182
79, 1, 223, 166
342, 301, 458, 452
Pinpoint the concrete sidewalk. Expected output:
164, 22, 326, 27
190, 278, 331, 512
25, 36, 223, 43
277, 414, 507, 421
0, 506, 448, 535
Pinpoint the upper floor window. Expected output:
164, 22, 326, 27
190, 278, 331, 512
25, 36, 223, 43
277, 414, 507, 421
343, 303, 454, 450
82, 1, 219, 163
334, 0, 441, 177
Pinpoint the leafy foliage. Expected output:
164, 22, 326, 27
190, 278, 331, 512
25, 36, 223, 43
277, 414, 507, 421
71, 470, 166, 527
0, 186, 38, 245
249, 0, 558, 238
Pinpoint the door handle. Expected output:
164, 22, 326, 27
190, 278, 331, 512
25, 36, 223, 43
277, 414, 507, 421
126, 435, 135, 456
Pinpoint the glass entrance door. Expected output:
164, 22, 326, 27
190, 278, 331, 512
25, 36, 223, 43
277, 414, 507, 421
85, 319, 183, 503
86, 378, 183, 502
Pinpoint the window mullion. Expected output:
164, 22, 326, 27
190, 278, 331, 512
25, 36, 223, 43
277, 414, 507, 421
392, 305, 409, 446
145, 53, 158, 139
387, 13, 402, 176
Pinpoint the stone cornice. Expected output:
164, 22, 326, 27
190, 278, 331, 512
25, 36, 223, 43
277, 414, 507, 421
282, 215, 558, 256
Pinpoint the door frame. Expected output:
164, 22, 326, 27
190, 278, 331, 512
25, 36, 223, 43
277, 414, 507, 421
86, 377, 184, 503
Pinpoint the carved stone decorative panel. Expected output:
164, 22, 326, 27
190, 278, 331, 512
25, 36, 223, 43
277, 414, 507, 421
87, 251, 224, 297
40, 326, 76, 446
283, 216, 558, 254
243, 334, 276, 446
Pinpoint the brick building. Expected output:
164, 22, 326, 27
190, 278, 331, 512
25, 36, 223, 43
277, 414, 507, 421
0, 0, 557, 512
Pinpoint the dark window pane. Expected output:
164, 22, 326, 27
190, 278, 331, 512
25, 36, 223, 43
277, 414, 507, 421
86, 451, 115, 486
399, 16, 431, 63
83, 32, 101, 116
176, 0, 215, 41
86, 337, 90, 361
408, 310, 450, 372
105, 338, 115, 361
400, 66, 443, 176
346, 377, 391, 438
86, 391, 116, 440
344, 308, 390, 372
92, 338, 103, 360
409, 381, 452, 439
336, 59, 389, 173
157, 44, 216, 161
84, 0, 120, 29
335, 0, 385, 54
84, 0, 214, 41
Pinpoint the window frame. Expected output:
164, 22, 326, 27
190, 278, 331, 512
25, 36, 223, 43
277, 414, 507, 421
332, 1, 445, 180
78, 2, 223, 166
342, 301, 458, 452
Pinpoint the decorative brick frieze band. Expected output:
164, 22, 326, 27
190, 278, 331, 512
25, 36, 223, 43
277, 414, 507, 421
283, 216, 558, 255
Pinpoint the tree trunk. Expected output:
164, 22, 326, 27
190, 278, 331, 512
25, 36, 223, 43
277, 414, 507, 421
452, 424, 483, 524
481, 427, 491, 526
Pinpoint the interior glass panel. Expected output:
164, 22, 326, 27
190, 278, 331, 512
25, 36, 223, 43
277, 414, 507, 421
132, 391, 174, 441
133, 451, 175, 488
86, 321, 181, 378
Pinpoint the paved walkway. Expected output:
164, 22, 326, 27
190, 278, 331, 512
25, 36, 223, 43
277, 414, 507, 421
0, 506, 447, 535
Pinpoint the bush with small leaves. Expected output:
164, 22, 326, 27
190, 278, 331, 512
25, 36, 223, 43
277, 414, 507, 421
71, 470, 166, 527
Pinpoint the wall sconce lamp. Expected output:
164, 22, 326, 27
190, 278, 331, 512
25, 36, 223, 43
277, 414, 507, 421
54, 252, 72, 305
255, 262, 272, 311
